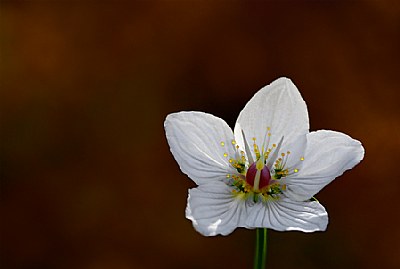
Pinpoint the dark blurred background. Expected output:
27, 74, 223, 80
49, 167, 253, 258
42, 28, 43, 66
1, 1, 399, 269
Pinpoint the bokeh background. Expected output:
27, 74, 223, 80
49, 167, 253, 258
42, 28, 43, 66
1, 1, 400, 269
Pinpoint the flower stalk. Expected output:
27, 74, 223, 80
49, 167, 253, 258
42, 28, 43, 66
253, 228, 267, 269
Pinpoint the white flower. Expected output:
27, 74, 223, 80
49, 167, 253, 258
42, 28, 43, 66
164, 77, 364, 236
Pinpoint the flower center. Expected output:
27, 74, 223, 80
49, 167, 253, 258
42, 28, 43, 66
220, 127, 303, 203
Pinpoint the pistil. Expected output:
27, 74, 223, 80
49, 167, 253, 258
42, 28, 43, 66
246, 160, 271, 191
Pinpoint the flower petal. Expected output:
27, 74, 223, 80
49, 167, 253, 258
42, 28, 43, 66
285, 130, 365, 201
235, 77, 309, 160
245, 198, 328, 232
165, 112, 237, 185
186, 181, 246, 236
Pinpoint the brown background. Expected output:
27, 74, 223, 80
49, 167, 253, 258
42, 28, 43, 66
1, 1, 400, 269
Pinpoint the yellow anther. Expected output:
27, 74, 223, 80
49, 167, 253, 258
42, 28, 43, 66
281, 153, 285, 157
272, 144, 276, 147
236, 145, 239, 149
267, 127, 271, 131
300, 157, 304, 161
231, 140, 236, 145
229, 159, 233, 163
220, 142, 225, 146
294, 169, 298, 173
282, 184, 287, 190
223, 153, 228, 157
268, 133, 271, 136
287, 151, 291, 154
226, 174, 231, 178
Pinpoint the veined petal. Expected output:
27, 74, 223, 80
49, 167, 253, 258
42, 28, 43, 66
285, 130, 365, 201
245, 198, 328, 232
235, 77, 309, 160
165, 112, 237, 185
186, 181, 246, 236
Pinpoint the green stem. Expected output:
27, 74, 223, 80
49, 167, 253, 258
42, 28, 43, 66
253, 228, 267, 269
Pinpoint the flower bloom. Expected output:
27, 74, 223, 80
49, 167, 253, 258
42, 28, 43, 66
164, 77, 364, 236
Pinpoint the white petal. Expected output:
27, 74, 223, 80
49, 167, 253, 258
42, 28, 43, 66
235, 77, 309, 160
165, 112, 237, 185
186, 181, 246, 236
245, 198, 328, 232
285, 130, 365, 201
